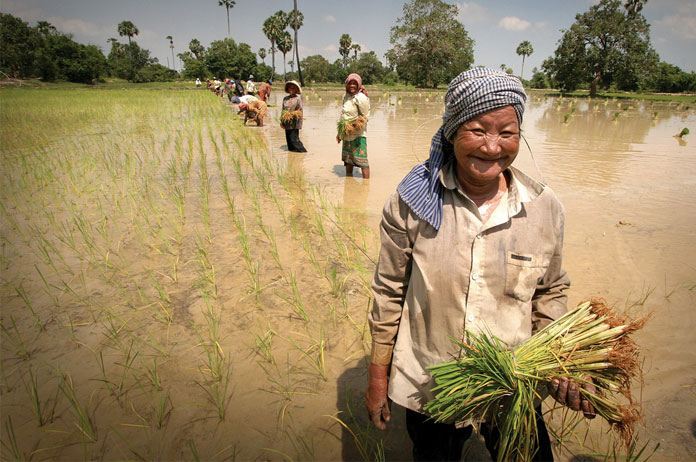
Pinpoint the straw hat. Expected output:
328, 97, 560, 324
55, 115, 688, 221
285, 80, 302, 94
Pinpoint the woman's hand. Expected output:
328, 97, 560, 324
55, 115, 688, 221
365, 363, 391, 430
336, 134, 342, 143
549, 377, 597, 419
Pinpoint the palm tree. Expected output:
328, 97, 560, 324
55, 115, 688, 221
36, 21, 56, 36
277, 31, 293, 81
289, 2, 305, 86
262, 14, 285, 76
218, 0, 236, 37
339, 34, 352, 68
516, 40, 534, 79
166, 36, 175, 70
351, 43, 361, 60
258, 48, 267, 63
117, 21, 139, 44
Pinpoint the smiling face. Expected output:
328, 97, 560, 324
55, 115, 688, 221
287, 84, 298, 95
346, 80, 359, 95
452, 106, 520, 189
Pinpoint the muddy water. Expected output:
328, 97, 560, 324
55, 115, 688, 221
262, 90, 696, 459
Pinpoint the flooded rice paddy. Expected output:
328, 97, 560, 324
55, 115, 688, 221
1, 86, 695, 460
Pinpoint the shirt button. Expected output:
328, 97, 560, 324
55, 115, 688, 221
471, 273, 479, 281
476, 233, 482, 239
467, 314, 474, 322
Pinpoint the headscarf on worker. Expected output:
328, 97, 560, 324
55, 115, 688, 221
345, 73, 368, 97
396, 68, 527, 231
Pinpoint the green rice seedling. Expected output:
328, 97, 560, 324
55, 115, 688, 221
581, 436, 659, 462
21, 368, 57, 426
148, 273, 173, 324
141, 359, 172, 429
261, 224, 283, 273
676, 127, 690, 138
299, 236, 323, 277
625, 284, 655, 309
279, 272, 310, 322
14, 283, 43, 330
189, 440, 200, 461
325, 264, 348, 298
194, 234, 218, 299
289, 327, 328, 381
92, 341, 137, 404
264, 416, 316, 461
613, 111, 621, 121
413, 107, 418, 114
59, 372, 97, 442
564, 113, 571, 123
253, 329, 276, 364
1, 416, 24, 461
234, 217, 261, 297
325, 392, 385, 462
0, 316, 33, 359
194, 326, 232, 420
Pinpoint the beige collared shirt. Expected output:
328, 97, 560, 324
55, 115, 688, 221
369, 162, 570, 414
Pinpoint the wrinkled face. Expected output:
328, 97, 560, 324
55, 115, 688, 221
288, 84, 298, 95
452, 106, 520, 188
346, 80, 359, 95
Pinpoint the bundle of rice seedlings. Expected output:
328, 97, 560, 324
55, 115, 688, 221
280, 110, 303, 125
337, 116, 367, 140
424, 298, 647, 462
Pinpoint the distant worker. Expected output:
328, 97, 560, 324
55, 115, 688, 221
234, 78, 244, 97
246, 74, 256, 95
337, 73, 371, 179
195, 78, 202, 87
280, 80, 307, 152
258, 80, 272, 103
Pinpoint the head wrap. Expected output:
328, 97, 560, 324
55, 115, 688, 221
345, 73, 368, 97
285, 80, 302, 94
396, 68, 527, 230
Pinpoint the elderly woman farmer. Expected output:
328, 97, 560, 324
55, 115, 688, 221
337, 73, 370, 178
366, 68, 594, 461
281, 80, 307, 152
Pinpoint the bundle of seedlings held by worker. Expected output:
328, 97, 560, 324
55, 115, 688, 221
424, 298, 648, 462
336, 116, 367, 140
280, 109, 303, 125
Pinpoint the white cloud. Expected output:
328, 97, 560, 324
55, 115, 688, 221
656, 14, 696, 40
324, 44, 337, 52
498, 16, 531, 32
456, 2, 487, 24
2, 0, 43, 22
534, 21, 548, 29
47, 16, 109, 39
324, 15, 336, 23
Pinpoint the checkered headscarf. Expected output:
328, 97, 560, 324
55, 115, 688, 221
396, 68, 527, 230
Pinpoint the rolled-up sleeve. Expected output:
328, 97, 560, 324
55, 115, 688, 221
531, 204, 570, 333
369, 193, 413, 365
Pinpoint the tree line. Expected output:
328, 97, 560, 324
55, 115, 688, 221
2, 0, 695, 93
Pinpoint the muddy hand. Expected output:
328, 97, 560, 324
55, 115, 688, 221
365, 363, 391, 430
549, 377, 596, 419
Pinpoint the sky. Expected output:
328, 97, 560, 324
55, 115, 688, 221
2, 0, 695, 78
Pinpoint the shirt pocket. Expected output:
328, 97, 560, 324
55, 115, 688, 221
504, 251, 550, 303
